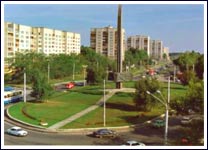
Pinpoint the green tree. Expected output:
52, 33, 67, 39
185, 79, 204, 113
173, 51, 200, 71
195, 54, 204, 79
30, 70, 53, 101
134, 78, 160, 111
180, 70, 197, 85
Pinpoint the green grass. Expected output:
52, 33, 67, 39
61, 92, 164, 129
9, 92, 102, 127
9, 102, 41, 126
160, 82, 188, 99
8, 81, 187, 128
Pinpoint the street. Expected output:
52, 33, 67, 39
4, 115, 195, 146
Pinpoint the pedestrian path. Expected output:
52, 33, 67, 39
48, 88, 135, 130
48, 90, 117, 129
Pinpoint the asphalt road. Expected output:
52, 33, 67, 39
4, 115, 186, 146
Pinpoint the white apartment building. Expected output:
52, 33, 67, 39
4, 22, 81, 59
150, 40, 163, 60
127, 35, 150, 56
90, 26, 126, 60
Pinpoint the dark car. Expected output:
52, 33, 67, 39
74, 82, 84, 86
92, 129, 117, 138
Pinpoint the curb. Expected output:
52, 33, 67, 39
6, 104, 166, 134
6, 105, 46, 130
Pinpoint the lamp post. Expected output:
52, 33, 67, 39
82, 65, 88, 86
73, 63, 75, 81
23, 68, 26, 103
146, 77, 170, 145
48, 61, 50, 83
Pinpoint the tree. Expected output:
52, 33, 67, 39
195, 54, 204, 79
134, 77, 160, 111
185, 79, 204, 113
30, 70, 53, 102
173, 51, 200, 72
170, 79, 203, 114
124, 48, 149, 68
180, 70, 197, 85
163, 53, 167, 60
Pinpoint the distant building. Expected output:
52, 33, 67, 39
4, 22, 81, 59
90, 26, 126, 60
150, 40, 163, 60
163, 47, 170, 61
127, 35, 150, 56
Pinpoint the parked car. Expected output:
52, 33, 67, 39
123, 140, 145, 146
74, 82, 84, 86
181, 115, 203, 125
7, 126, 28, 136
152, 119, 165, 128
92, 129, 117, 138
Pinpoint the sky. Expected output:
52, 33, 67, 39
3, 2, 205, 53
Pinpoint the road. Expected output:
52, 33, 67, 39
4, 115, 188, 146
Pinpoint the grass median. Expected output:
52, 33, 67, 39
8, 91, 102, 127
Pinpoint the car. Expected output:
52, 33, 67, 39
74, 82, 84, 86
92, 129, 117, 138
152, 119, 165, 128
123, 140, 146, 146
181, 116, 192, 125
7, 126, 28, 136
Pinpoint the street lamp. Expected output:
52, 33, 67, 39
23, 68, 26, 103
103, 79, 106, 127
146, 77, 170, 145
48, 61, 50, 83
73, 63, 75, 81
82, 65, 88, 86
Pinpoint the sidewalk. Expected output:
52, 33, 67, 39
48, 88, 135, 130
48, 89, 117, 129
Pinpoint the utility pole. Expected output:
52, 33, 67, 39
73, 63, 75, 81
164, 76, 170, 145
48, 62, 50, 83
24, 68, 26, 103
103, 79, 106, 127
146, 76, 170, 145
173, 65, 176, 82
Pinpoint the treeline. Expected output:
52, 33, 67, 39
5, 46, 116, 85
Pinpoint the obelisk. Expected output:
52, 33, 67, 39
116, 4, 123, 89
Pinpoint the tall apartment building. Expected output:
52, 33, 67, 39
150, 40, 163, 60
4, 22, 81, 59
127, 35, 150, 56
90, 26, 126, 60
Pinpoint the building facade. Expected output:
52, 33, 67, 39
127, 35, 150, 56
90, 26, 126, 60
150, 40, 163, 60
4, 22, 81, 59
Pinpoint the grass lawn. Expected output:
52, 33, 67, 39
62, 82, 187, 129
8, 91, 102, 127
8, 81, 187, 129
61, 92, 164, 129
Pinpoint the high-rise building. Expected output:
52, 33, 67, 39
127, 35, 150, 56
90, 26, 126, 60
4, 22, 81, 59
150, 40, 163, 60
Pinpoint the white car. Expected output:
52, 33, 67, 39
123, 140, 146, 146
181, 116, 192, 125
7, 126, 28, 136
